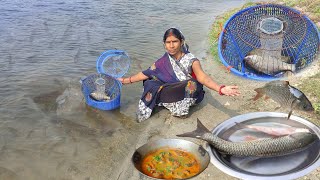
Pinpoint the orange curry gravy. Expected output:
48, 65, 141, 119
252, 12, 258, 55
141, 147, 201, 179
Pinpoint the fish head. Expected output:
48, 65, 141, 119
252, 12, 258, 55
304, 133, 319, 143
288, 86, 313, 111
244, 55, 257, 62
291, 132, 318, 144
244, 55, 252, 61
295, 98, 314, 112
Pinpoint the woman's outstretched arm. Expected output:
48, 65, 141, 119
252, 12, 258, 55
192, 60, 240, 96
117, 72, 149, 85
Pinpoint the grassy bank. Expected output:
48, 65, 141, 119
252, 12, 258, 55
209, 0, 320, 114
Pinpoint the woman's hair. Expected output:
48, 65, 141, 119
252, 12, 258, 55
163, 27, 189, 53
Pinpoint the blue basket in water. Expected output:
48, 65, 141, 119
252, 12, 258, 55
81, 50, 130, 110
218, 4, 320, 81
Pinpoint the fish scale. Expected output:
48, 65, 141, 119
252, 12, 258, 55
267, 83, 293, 108
244, 55, 295, 75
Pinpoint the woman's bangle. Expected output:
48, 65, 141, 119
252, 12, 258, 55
219, 85, 226, 95
129, 76, 132, 83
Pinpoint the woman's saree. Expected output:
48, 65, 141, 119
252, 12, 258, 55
137, 52, 205, 122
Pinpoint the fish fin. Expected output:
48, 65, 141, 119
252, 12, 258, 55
253, 88, 264, 101
176, 118, 211, 138
274, 106, 281, 111
287, 99, 299, 119
283, 81, 290, 86
264, 96, 270, 101
287, 110, 293, 120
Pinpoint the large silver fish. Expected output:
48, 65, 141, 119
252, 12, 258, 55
176, 119, 318, 157
244, 54, 295, 75
253, 80, 314, 119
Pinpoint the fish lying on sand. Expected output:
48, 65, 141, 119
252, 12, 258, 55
244, 54, 295, 75
176, 118, 318, 157
90, 91, 111, 101
253, 80, 314, 119
235, 122, 310, 136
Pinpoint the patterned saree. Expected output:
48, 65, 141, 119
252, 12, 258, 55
137, 52, 205, 122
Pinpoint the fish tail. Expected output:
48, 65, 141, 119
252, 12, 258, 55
253, 88, 264, 101
176, 118, 210, 138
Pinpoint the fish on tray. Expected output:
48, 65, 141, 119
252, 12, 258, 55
253, 80, 314, 119
176, 118, 318, 157
244, 54, 295, 75
90, 91, 111, 101
235, 122, 310, 136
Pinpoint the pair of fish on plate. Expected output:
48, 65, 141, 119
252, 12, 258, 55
177, 80, 318, 157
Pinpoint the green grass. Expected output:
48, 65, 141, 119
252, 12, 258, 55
298, 73, 320, 114
208, 3, 257, 62
314, 103, 320, 115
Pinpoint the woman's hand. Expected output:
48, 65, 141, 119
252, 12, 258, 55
220, 85, 240, 96
117, 77, 129, 84
117, 72, 148, 85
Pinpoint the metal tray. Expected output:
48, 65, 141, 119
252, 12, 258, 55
205, 112, 320, 180
132, 138, 210, 179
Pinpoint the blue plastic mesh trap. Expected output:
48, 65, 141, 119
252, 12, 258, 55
81, 73, 122, 110
81, 49, 131, 110
218, 4, 320, 81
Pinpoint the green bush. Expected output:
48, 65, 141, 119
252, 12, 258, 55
314, 103, 320, 114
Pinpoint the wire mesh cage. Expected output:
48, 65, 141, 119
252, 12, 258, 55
81, 49, 130, 110
218, 4, 320, 81
81, 73, 121, 110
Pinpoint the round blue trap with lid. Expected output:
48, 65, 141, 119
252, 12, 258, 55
96, 49, 131, 78
218, 4, 320, 81
81, 49, 131, 110
81, 73, 121, 110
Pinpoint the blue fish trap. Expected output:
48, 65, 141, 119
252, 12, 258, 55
81, 50, 130, 110
218, 4, 320, 81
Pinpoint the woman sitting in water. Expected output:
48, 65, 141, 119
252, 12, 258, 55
118, 27, 240, 122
